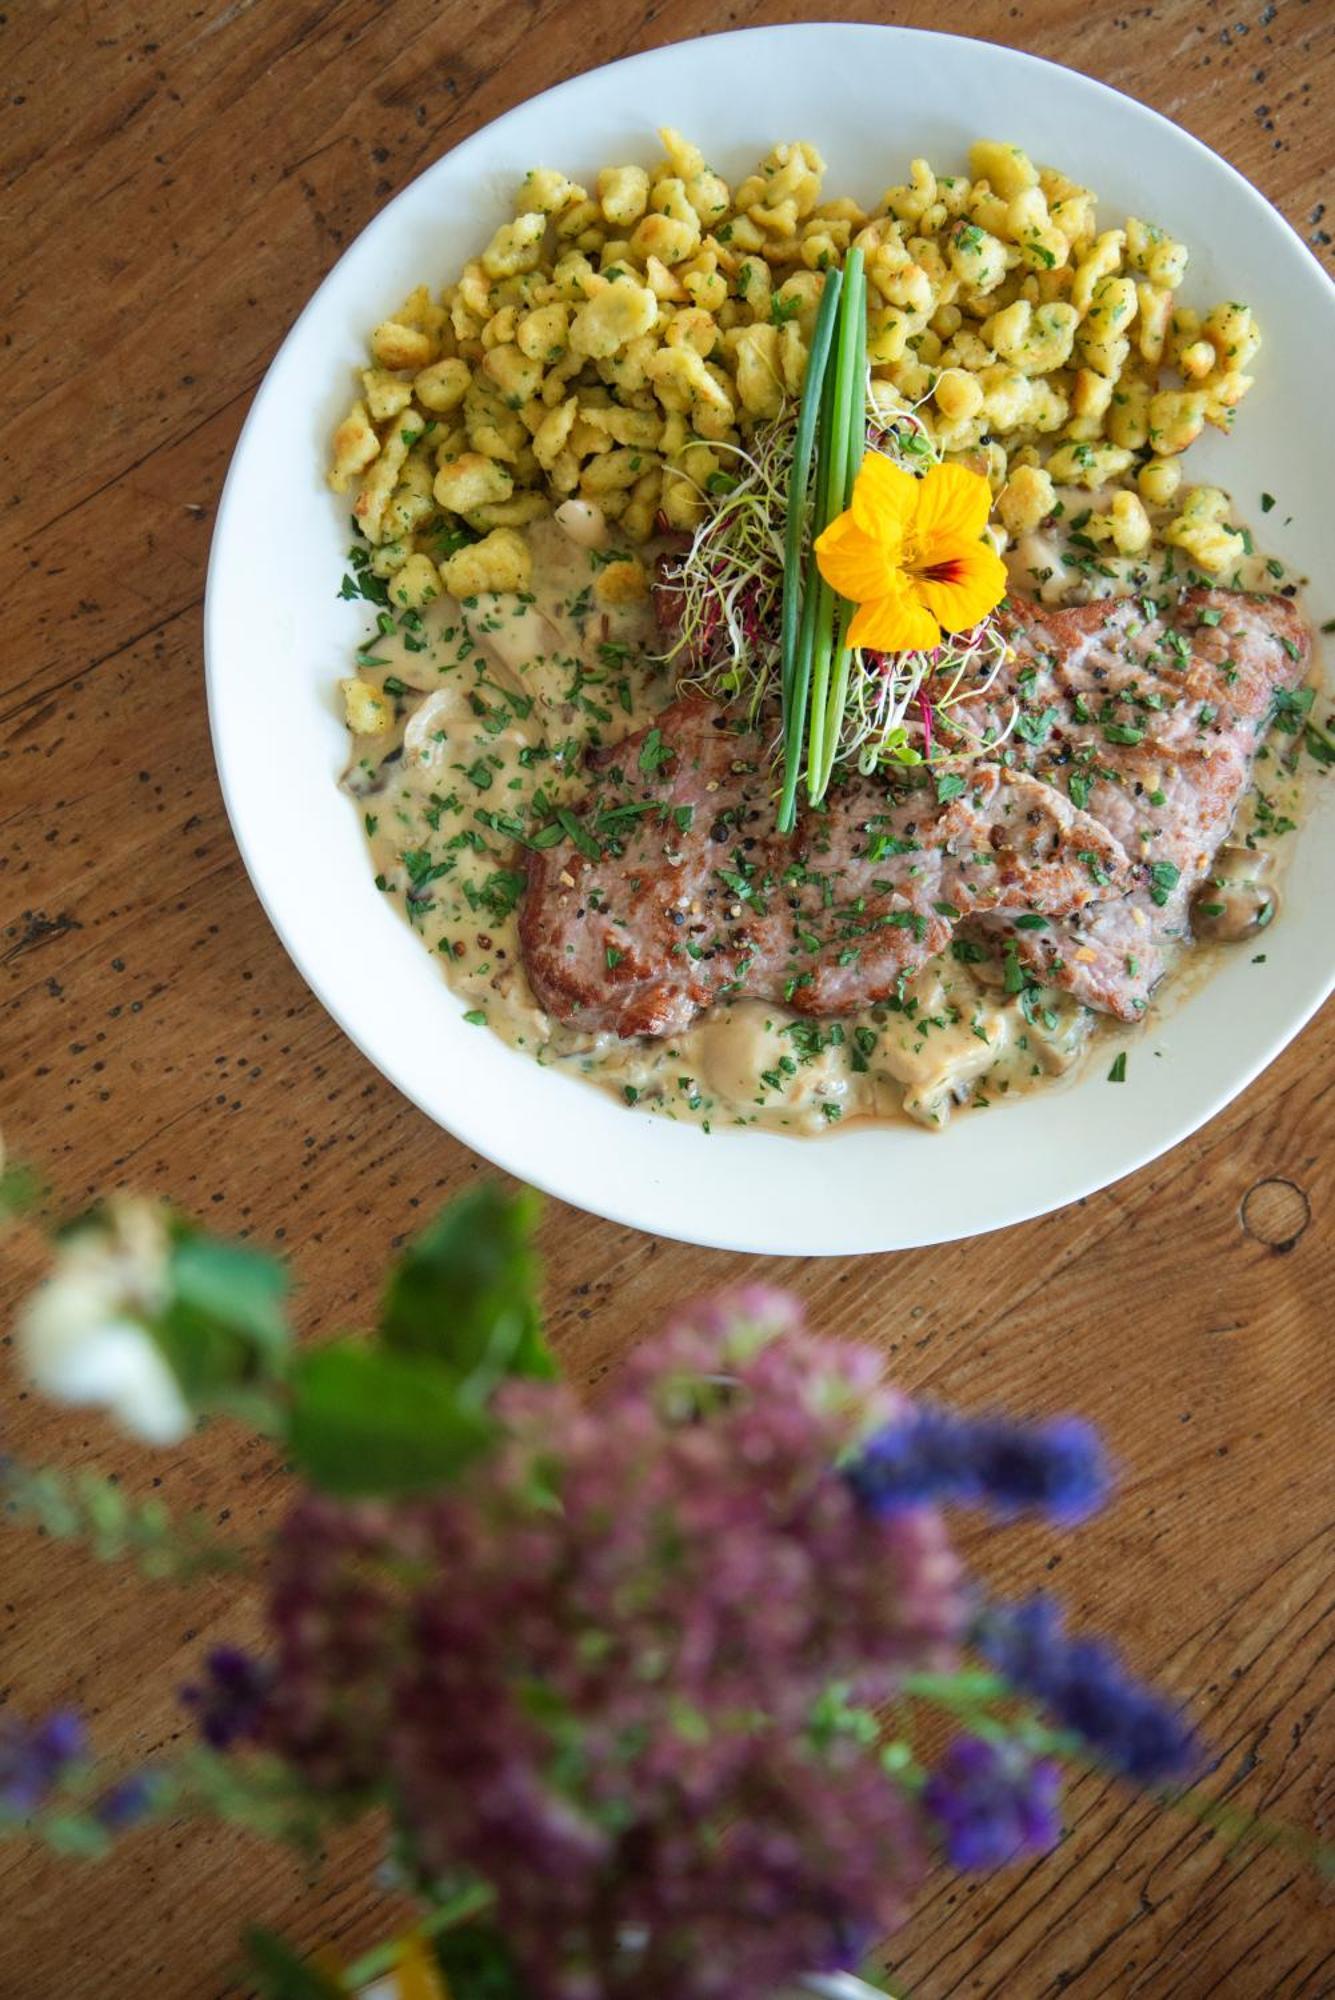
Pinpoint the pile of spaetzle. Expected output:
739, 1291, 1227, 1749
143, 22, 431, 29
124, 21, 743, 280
329, 132, 1262, 603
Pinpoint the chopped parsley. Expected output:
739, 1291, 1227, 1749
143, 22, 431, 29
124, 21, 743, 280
638, 728, 674, 775
868, 830, 919, 861
1016, 705, 1061, 746
1270, 685, 1315, 734
554, 807, 601, 860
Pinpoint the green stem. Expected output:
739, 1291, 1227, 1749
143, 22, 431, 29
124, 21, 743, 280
807, 247, 866, 805
813, 278, 868, 802
798, 334, 848, 798
341, 1883, 497, 1987
777, 268, 845, 834
779, 270, 849, 832
781, 267, 843, 708
779, 569, 824, 831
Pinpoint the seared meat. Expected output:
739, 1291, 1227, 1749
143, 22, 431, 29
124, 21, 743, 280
520, 698, 1132, 1039
974, 588, 1311, 1018
520, 585, 1312, 1038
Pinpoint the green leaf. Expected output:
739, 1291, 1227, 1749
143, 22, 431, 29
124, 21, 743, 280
170, 1233, 289, 1357
151, 1231, 291, 1410
434, 1923, 530, 1999
0, 1160, 44, 1222
380, 1187, 552, 1397
244, 1929, 349, 2000
287, 1344, 497, 1497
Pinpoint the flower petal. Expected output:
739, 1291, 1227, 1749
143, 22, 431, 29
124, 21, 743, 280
848, 588, 942, 655
910, 462, 994, 551
913, 542, 1009, 634
814, 508, 901, 604
850, 451, 918, 541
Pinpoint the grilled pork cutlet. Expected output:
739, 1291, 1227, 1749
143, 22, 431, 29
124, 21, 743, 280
974, 589, 1312, 1019
519, 698, 1132, 1039
520, 587, 1311, 1039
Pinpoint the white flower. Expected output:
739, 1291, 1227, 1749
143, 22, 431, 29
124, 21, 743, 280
17, 1201, 191, 1445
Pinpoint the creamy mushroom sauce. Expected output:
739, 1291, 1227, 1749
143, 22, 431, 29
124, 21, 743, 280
343, 508, 1314, 1135
1003, 482, 1295, 608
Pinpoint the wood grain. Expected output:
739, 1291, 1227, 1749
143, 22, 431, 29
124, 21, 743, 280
1, 2, 1331, 1995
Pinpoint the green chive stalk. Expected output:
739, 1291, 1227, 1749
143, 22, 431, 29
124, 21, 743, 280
804, 247, 866, 808
811, 269, 868, 805
777, 268, 844, 833
781, 267, 843, 708
779, 333, 842, 831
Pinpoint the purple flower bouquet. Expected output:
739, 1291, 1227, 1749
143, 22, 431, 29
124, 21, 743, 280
0, 1180, 1306, 2000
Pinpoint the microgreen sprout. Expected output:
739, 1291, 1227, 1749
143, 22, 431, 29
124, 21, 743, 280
659, 350, 1012, 812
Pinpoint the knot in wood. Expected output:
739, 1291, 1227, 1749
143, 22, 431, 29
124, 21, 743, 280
1240, 1177, 1311, 1252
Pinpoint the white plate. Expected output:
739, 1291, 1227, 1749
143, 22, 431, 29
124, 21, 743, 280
206, 23, 1334, 1257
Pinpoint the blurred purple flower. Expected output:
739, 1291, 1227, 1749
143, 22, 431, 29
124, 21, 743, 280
847, 1407, 1109, 1524
977, 1597, 1196, 1784
182, 1646, 273, 1750
0, 1710, 85, 1815
923, 1735, 1062, 1870
260, 1297, 966, 2000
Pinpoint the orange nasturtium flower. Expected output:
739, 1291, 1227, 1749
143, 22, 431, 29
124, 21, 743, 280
814, 454, 1008, 654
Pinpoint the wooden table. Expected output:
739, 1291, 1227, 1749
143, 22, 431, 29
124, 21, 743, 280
2, 2, 1331, 1994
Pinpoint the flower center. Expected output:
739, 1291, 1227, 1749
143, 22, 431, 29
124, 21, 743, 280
906, 543, 968, 588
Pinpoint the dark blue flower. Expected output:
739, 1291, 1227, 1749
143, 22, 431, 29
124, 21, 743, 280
0, 1710, 86, 1815
847, 1406, 1109, 1523
92, 1772, 158, 1831
976, 1596, 1197, 1785
181, 1646, 272, 1750
923, 1734, 1062, 1870
815, 1918, 877, 1975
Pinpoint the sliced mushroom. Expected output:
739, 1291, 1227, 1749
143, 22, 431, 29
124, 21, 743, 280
403, 685, 478, 767
1191, 846, 1278, 943
554, 498, 609, 550
342, 742, 404, 798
